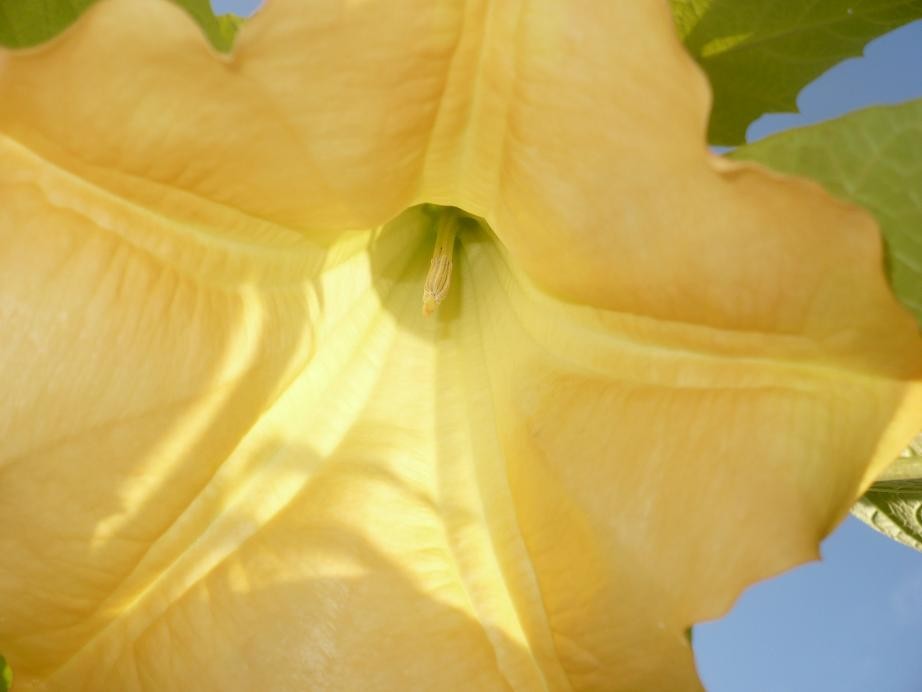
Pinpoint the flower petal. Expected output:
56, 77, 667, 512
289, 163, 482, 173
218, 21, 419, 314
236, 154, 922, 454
0, 132, 322, 684
2, 1, 920, 689
7, 0, 905, 374
458, 226, 920, 638
435, 1, 920, 372
0, 0, 463, 232
0, 197, 541, 688
0, 126, 550, 685
4, 196, 917, 689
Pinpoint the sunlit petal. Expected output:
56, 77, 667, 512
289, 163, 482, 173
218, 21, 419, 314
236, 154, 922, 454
0, 0, 465, 232
0, 132, 320, 684
3, 197, 917, 689
1, 1, 919, 690
431, 2, 918, 375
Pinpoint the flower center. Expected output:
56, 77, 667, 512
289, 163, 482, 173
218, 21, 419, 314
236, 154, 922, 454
422, 208, 461, 317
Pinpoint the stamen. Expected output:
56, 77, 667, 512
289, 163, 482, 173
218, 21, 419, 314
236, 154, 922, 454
422, 210, 459, 317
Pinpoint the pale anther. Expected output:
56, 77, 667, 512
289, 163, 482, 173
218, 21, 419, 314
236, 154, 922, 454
422, 210, 459, 317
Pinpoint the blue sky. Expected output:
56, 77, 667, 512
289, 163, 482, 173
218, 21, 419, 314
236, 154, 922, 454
210, 2, 922, 689
748, 19, 922, 141
212, 0, 262, 15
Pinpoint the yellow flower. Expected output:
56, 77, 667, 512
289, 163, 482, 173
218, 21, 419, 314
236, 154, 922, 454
0, 1, 919, 689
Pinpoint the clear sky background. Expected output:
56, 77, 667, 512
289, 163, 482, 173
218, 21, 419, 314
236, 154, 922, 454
210, 2, 922, 690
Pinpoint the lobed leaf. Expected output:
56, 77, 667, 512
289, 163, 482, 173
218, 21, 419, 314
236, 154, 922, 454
671, 0, 922, 145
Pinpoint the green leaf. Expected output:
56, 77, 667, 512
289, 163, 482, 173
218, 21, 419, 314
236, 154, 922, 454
0, 0, 244, 52
0, 655, 10, 692
0, 0, 99, 48
852, 436, 922, 553
670, 0, 922, 145
731, 101, 922, 552
730, 100, 922, 325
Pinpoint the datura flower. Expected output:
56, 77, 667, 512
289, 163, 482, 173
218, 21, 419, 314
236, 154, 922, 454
0, 0, 920, 690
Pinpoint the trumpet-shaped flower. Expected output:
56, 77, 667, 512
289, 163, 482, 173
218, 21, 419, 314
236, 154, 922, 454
0, 1, 920, 690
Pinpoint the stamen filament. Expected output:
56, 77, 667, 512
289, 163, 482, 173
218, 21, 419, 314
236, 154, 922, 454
422, 211, 459, 317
